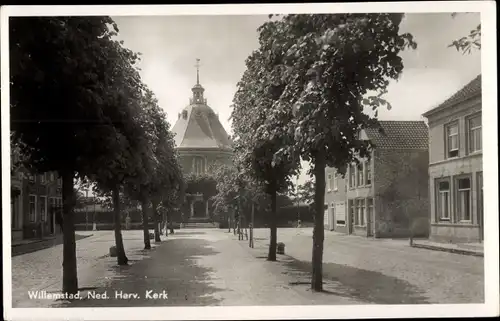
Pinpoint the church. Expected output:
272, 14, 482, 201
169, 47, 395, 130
171, 59, 233, 223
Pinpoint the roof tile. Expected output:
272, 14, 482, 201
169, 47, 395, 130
364, 121, 428, 149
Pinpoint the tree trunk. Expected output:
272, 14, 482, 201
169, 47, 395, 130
141, 196, 151, 250
112, 186, 128, 265
311, 153, 326, 292
267, 188, 277, 261
61, 169, 78, 294
152, 199, 161, 243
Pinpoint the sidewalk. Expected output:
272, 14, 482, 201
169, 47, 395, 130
411, 239, 484, 257
11, 233, 92, 257
11, 230, 159, 308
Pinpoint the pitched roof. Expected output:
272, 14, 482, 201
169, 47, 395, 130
363, 121, 428, 150
423, 75, 481, 117
172, 104, 233, 150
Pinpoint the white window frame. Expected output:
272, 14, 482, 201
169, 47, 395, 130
348, 199, 355, 226
357, 162, 365, 187
467, 113, 482, 154
367, 198, 374, 224
349, 164, 356, 189
193, 156, 205, 175
355, 198, 366, 227
335, 202, 346, 226
445, 122, 459, 159
455, 176, 472, 223
39, 196, 47, 222
333, 173, 338, 191
29, 194, 37, 222
366, 162, 372, 186
436, 178, 451, 221
327, 173, 332, 192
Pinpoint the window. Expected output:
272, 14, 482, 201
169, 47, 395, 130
349, 164, 356, 189
28, 173, 35, 182
327, 173, 332, 191
367, 198, 374, 224
468, 114, 482, 153
57, 177, 62, 186
355, 199, 365, 226
193, 157, 205, 174
40, 174, 46, 185
456, 177, 471, 222
366, 162, 372, 185
29, 195, 37, 222
349, 200, 355, 226
436, 179, 450, 221
357, 162, 365, 186
335, 202, 346, 225
40, 196, 47, 221
333, 174, 338, 191
446, 122, 459, 158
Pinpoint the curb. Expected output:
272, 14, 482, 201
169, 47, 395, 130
12, 234, 93, 257
411, 243, 483, 257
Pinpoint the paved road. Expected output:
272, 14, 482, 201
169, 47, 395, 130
64, 229, 360, 307
251, 228, 485, 304
11, 228, 483, 307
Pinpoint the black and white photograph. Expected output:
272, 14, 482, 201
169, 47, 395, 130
1, 3, 498, 320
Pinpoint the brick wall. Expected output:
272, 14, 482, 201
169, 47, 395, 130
373, 149, 430, 238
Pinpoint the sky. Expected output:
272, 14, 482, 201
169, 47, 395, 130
112, 12, 481, 186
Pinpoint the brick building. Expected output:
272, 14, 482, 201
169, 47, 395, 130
11, 168, 62, 241
171, 60, 233, 222
324, 121, 430, 238
422, 75, 483, 243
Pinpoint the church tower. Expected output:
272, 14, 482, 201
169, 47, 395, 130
171, 59, 233, 222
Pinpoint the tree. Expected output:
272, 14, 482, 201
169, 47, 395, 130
449, 13, 481, 54
231, 47, 300, 259
244, 14, 416, 291
297, 178, 315, 210
10, 16, 145, 294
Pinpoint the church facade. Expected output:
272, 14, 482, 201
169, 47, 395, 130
171, 60, 233, 222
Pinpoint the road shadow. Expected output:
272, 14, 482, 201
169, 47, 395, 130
62, 237, 224, 307
282, 258, 429, 304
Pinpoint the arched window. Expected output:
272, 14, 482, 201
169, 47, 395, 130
193, 157, 205, 174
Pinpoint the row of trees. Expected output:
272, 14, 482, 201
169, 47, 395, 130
230, 13, 418, 291
10, 17, 183, 294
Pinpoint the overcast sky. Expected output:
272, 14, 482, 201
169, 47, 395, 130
112, 12, 481, 185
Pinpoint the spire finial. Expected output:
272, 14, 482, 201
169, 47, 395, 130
195, 58, 201, 85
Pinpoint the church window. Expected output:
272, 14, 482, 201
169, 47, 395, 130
193, 157, 205, 174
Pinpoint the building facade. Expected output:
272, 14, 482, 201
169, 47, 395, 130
171, 60, 233, 222
324, 121, 430, 238
11, 168, 62, 242
422, 75, 482, 243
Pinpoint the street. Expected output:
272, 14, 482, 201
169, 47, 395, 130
11, 228, 484, 307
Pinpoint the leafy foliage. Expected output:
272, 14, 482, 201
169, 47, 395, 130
233, 13, 416, 289
449, 13, 481, 54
